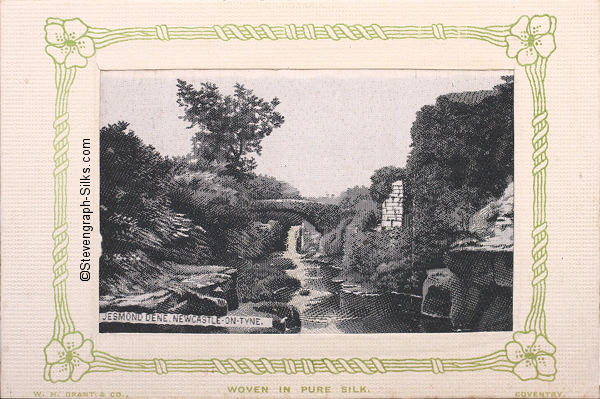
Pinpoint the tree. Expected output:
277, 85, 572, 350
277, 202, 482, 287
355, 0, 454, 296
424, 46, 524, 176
337, 185, 372, 213
240, 174, 301, 200
369, 166, 406, 203
176, 79, 285, 178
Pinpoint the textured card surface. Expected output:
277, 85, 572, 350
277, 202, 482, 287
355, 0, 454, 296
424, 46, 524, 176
1, 1, 599, 398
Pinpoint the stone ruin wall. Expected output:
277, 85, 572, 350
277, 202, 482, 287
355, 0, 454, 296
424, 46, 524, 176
381, 180, 404, 229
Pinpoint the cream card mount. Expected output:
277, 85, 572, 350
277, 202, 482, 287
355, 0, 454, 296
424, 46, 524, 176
1, 2, 599, 399
46, 14, 551, 378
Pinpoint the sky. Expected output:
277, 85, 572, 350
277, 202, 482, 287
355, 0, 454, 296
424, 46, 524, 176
101, 69, 511, 197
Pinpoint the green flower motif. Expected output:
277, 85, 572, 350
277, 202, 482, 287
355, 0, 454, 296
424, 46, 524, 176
505, 331, 556, 381
44, 331, 94, 382
45, 18, 95, 68
506, 15, 556, 66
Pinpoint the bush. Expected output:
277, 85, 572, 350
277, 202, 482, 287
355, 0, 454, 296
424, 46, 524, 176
370, 260, 425, 294
342, 229, 385, 282
99, 251, 167, 296
170, 171, 249, 232
225, 221, 286, 260
338, 186, 373, 213
235, 257, 301, 303
170, 171, 295, 260
341, 224, 414, 292
320, 217, 352, 256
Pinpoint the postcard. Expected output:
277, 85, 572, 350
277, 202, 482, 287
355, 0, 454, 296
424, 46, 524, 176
1, 1, 598, 398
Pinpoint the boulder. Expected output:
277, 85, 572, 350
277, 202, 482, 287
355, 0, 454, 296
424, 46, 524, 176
100, 264, 239, 317
449, 282, 484, 330
100, 289, 229, 317
434, 182, 514, 331
100, 290, 178, 314
169, 295, 228, 317
442, 248, 512, 331
392, 292, 422, 315
461, 181, 514, 252
168, 265, 239, 311
477, 293, 512, 331
421, 268, 466, 319
253, 302, 301, 333
445, 250, 512, 287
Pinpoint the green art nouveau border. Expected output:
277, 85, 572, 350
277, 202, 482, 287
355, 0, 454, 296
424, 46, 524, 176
42, 16, 557, 383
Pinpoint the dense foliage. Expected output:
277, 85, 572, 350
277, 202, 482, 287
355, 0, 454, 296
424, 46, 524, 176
99, 122, 213, 294
337, 186, 373, 214
405, 77, 514, 268
322, 78, 513, 292
99, 122, 212, 262
241, 174, 301, 200
320, 186, 377, 256
100, 108, 297, 296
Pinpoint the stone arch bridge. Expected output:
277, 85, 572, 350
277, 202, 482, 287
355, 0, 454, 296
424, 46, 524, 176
250, 199, 341, 233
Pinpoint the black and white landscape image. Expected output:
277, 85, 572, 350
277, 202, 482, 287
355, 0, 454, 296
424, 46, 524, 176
99, 70, 514, 334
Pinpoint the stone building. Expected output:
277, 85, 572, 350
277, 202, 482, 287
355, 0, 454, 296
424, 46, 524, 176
381, 180, 404, 229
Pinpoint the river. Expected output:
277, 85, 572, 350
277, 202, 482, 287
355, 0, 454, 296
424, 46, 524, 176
282, 226, 452, 334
